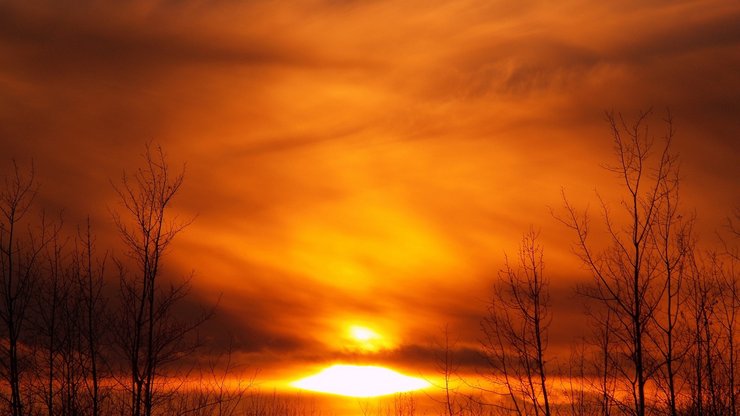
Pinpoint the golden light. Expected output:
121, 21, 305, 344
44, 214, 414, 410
349, 325, 380, 342
342, 324, 392, 352
291, 365, 430, 397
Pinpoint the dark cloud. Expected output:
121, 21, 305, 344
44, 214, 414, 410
0, 2, 315, 73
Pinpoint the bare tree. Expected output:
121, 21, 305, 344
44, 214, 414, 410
26, 214, 113, 416
558, 110, 677, 416
716, 258, 738, 416
73, 219, 109, 416
481, 228, 551, 416
562, 340, 588, 416
583, 307, 618, 416
111, 144, 205, 416
32, 227, 70, 416
169, 339, 254, 416
0, 162, 50, 416
685, 249, 711, 416
649, 114, 693, 416
429, 325, 462, 416
718, 210, 739, 416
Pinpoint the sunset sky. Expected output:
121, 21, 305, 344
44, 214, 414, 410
1, 0, 738, 397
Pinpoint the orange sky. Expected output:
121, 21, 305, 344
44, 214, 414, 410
1, 0, 738, 389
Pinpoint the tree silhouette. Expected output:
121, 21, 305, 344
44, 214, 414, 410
0, 162, 50, 416
649, 112, 693, 416
73, 219, 109, 416
559, 110, 681, 416
482, 228, 551, 416
110, 144, 206, 416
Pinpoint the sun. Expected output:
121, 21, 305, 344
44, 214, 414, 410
291, 365, 430, 397
349, 325, 380, 342
343, 324, 393, 352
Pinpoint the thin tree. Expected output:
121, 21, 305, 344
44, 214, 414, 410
0, 162, 49, 416
712, 246, 738, 416
169, 338, 254, 416
58, 250, 85, 416
111, 144, 203, 416
562, 339, 589, 416
678, 226, 738, 416
719, 210, 739, 416
587, 307, 618, 416
481, 228, 551, 416
33, 227, 70, 416
30, 218, 110, 416
700, 254, 722, 414
649, 117, 693, 416
429, 324, 461, 416
685, 249, 711, 416
74, 219, 108, 416
558, 110, 679, 416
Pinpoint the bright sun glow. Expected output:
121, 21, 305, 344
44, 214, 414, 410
349, 325, 380, 342
291, 365, 430, 397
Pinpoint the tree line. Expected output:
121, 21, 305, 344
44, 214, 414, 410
0, 145, 243, 416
